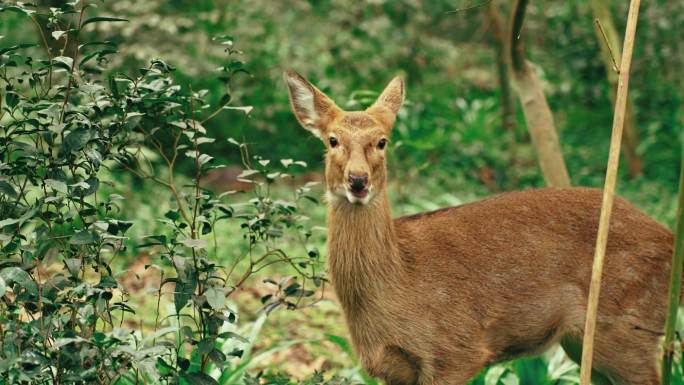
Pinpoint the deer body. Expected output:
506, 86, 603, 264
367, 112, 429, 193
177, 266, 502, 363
284, 71, 676, 385
329, 187, 673, 385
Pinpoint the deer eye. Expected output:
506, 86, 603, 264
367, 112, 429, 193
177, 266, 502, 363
377, 138, 387, 150
329, 137, 339, 148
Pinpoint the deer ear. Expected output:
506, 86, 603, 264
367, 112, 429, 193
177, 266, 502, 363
283, 70, 341, 139
366, 76, 404, 128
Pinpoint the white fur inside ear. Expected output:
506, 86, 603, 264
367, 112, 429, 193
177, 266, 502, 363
286, 77, 322, 137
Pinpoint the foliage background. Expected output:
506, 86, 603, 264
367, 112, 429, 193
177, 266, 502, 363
1, 0, 683, 384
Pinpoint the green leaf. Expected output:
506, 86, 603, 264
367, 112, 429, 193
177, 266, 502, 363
0, 5, 36, 16
86, 149, 103, 165
156, 357, 174, 375
218, 93, 231, 106
207, 349, 226, 367
205, 287, 225, 310
64, 258, 82, 277
222, 105, 253, 115
52, 56, 74, 71
45, 179, 68, 194
0, 267, 37, 295
237, 170, 259, 180
217, 331, 249, 344
80, 16, 128, 29
51, 30, 67, 40
78, 41, 114, 51
181, 373, 218, 385
0, 181, 17, 197
485, 366, 506, 385
501, 372, 520, 385
62, 129, 91, 153
82, 177, 99, 196
4, 92, 19, 108
198, 154, 213, 166
0, 218, 19, 228
69, 230, 98, 245
0, 43, 36, 55
197, 338, 215, 355
195, 137, 215, 145
174, 277, 197, 312
0, 276, 6, 297
179, 238, 207, 249
325, 334, 353, 357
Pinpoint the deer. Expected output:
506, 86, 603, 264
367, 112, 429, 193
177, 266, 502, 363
283, 70, 677, 385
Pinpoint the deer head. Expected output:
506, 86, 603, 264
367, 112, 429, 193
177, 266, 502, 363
284, 70, 404, 205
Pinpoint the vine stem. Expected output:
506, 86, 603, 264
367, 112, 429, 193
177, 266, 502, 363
58, 1, 86, 123
662, 118, 684, 385
579, 1, 641, 384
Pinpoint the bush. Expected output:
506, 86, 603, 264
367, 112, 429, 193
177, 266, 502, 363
0, 2, 325, 384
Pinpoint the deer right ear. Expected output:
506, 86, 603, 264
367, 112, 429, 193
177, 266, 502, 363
283, 70, 341, 139
366, 76, 404, 129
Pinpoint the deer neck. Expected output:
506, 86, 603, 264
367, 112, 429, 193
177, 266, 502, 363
326, 190, 403, 312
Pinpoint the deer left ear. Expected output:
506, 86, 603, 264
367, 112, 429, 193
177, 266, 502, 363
366, 76, 404, 129
283, 70, 342, 139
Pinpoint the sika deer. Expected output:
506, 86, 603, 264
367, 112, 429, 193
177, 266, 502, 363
283, 70, 677, 385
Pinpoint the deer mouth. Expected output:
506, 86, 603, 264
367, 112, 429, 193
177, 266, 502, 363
350, 188, 369, 199
344, 185, 372, 205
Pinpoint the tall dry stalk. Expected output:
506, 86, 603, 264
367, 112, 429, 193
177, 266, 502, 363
579, 1, 641, 384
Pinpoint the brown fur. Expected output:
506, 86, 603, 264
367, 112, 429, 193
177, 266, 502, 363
284, 70, 677, 385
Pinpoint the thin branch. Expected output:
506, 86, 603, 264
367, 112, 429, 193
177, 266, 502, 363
200, 100, 231, 124
594, 19, 620, 74
29, 15, 53, 91
579, 1, 641, 384
58, 4, 86, 123
446, 0, 492, 14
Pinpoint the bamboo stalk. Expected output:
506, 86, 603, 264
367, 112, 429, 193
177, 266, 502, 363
662, 125, 684, 385
579, 1, 641, 384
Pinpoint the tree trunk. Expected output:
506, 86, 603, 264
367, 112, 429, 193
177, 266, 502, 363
489, 2, 518, 185
489, 2, 516, 134
509, 0, 571, 187
591, 0, 643, 178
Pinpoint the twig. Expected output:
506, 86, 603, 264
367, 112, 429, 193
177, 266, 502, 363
58, 3, 86, 123
200, 99, 230, 124
29, 15, 53, 92
446, 0, 492, 14
594, 19, 620, 74
579, 1, 641, 384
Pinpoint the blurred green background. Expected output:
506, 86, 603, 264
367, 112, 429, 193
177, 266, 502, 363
4, 0, 682, 202
2, 0, 683, 383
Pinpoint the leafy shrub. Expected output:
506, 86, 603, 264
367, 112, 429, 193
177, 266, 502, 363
0, 2, 325, 384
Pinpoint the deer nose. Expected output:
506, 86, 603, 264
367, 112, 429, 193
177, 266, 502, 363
348, 173, 369, 192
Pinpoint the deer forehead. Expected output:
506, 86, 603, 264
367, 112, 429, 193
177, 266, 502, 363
340, 112, 377, 128
330, 112, 387, 139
